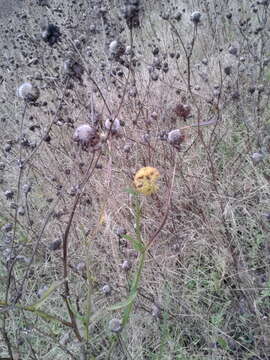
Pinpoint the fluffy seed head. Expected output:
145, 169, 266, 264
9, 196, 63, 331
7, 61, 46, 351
17, 82, 40, 102
73, 124, 99, 148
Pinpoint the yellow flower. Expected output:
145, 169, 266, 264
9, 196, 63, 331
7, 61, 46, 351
134, 167, 160, 195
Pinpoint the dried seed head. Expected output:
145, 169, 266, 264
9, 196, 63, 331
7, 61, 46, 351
5, 190, 14, 200
109, 40, 125, 58
0, 162, 6, 170
123, 143, 131, 153
37, 286, 48, 298
18, 206, 25, 216
22, 184, 31, 194
168, 129, 185, 146
115, 227, 127, 237
59, 332, 71, 346
76, 261, 86, 273
2, 223, 13, 232
152, 304, 162, 318
121, 260, 131, 271
105, 118, 120, 134
73, 124, 100, 149
101, 284, 111, 295
173, 103, 191, 119
17, 82, 40, 103
151, 111, 158, 120
252, 152, 264, 163
48, 239, 62, 251
224, 65, 232, 76
190, 11, 201, 23
109, 318, 122, 333
41, 23, 61, 46
228, 45, 238, 56
150, 72, 159, 81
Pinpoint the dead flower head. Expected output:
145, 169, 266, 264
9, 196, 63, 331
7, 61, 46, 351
134, 167, 160, 195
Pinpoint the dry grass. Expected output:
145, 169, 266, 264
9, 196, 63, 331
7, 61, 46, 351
0, 0, 270, 359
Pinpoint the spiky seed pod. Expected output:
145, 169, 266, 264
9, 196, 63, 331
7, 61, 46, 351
109, 318, 122, 333
17, 82, 40, 103
73, 124, 100, 150
190, 11, 201, 24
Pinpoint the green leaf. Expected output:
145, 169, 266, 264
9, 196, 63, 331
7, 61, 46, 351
217, 337, 228, 350
123, 187, 138, 196
29, 278, 67, 310
108, 290, 137, 311
122, 234, 145, 252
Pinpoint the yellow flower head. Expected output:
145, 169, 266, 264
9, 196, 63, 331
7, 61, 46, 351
134, 167, 160, 195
